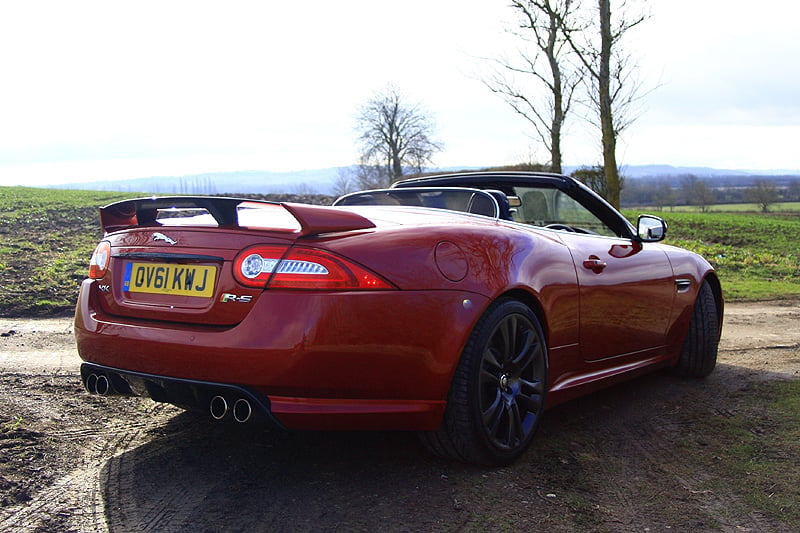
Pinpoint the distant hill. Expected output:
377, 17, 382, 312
616, 164, 799, 179
48, 164, 800, 195
50, 168, 348, 196
618, 165, 751, 178
567, 164, 799, 179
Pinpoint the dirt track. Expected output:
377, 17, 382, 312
1, 301, 799, 532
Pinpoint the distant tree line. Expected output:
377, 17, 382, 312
619, 174, 800, 212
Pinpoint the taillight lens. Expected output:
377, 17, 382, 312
233, 245, 394, 290
88, 241, 111, 279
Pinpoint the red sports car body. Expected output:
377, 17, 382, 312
75, 172, 722, 464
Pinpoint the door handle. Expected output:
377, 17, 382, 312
583, 256, 607, 273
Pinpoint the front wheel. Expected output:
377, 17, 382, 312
674, 280, 719, 377
419, 299, 548, 465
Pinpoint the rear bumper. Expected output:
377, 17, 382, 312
80, 362, 447, 431
75, 279, 488, 431
80, 362, 284, 427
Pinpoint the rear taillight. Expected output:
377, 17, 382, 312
233, 245, 394, 290
88, 241, 111, 279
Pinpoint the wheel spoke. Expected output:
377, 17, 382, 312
497, 316, 515, 361
499, 403, 514, 446
482, 390, 504, 433
483, 347, 502, 371
511, 330, 537, 369
515, 391, 543, 414
480, 367, 500, 386
508, 400, 525, 444
519, 377, 543, 397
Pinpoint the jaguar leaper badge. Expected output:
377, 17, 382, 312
152, 232, 177, 245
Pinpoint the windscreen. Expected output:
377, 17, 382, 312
334, 188, 500, 218
512, 186, 618, 236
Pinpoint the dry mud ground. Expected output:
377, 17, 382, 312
0, 301, 798, 532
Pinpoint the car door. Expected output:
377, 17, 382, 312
518, 184, 675, 363
557, 232, 675, 362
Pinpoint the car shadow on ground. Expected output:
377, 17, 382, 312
99, 409, 468, 531
97, 363, 785, 532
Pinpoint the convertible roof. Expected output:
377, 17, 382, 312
394, 171, 636, 239
393, 171, 578, 190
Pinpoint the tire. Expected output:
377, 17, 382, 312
419, 299, 548, 466
674, 280, 719, 377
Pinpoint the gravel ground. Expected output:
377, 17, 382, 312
1, 300, 798, 532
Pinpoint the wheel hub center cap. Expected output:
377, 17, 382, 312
500, 374, 510, 392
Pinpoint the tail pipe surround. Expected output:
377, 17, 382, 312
85, 373, 108, 395
209, 395, 253, 423
84, 372, 129, 396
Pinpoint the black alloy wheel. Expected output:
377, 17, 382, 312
419, 298, 548, 465
477, 308, 547, 454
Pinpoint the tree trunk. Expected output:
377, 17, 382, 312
599, 0, 620, 208
391, 153, 403, 181
548, 7, 563, 174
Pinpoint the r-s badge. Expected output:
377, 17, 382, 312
220, 293, 253, 303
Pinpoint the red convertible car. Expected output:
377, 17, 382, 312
75, 171, 722, 465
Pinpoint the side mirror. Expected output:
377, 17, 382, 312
637, 215, 667, 242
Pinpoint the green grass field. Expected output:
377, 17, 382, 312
1, 186, 799, 316
643, 202, 800, 213
624, 209, 800, 300
0, 187, 135, 316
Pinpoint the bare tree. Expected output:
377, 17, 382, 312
571, 165, 615, 198
682, 175, 716, 212
355, 85, 442, 188
332, 168, 358, 197
787, 179, 800, 202
652, 181, 675, 212
561, 0, 648, 208
483, 0, 582, 173
696, 181, 716, 213
746, 179, 781, 213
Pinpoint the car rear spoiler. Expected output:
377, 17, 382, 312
99, 196, 376, 236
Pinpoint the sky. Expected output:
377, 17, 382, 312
1, 0, 799, 187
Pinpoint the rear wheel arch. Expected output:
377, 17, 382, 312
496, 289, 550, 349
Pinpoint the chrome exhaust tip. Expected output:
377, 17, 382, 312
95, 374, 110, 395
232, 398, 252, 423
210, 395, 228, 420
85, 373, 98, 394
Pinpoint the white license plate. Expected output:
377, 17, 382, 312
123, 262, 216, 298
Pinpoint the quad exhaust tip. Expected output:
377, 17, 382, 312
85, 373, 110, 395
209, 395, 252, 423
233, 398, 252, 423
86, 371, 255, 423
210, 395, 228, 420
